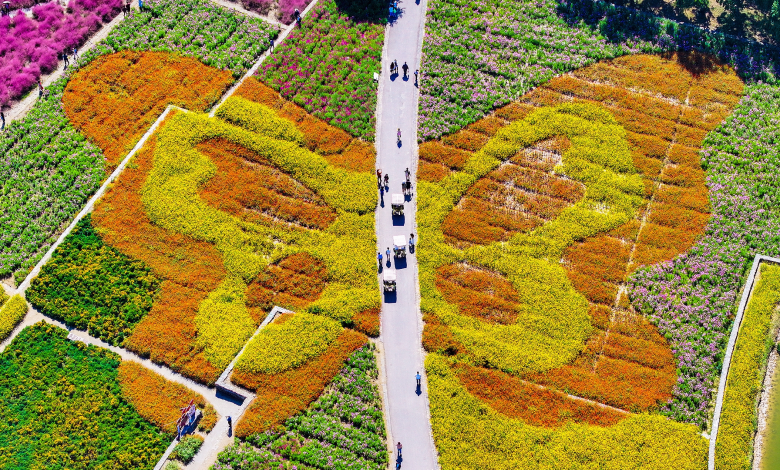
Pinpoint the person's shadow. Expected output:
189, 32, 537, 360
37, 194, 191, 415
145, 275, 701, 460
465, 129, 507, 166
396, 456, 403, 469
402, 73, 409, 82
380, 191, 384, 207
415, 383, 422, 396
397, 139, 402, 148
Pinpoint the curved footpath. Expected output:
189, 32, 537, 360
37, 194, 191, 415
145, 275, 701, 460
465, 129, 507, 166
375, 1, 439, 468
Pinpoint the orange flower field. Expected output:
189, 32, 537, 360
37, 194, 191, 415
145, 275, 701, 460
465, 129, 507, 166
63, 51, 234, 171
118, 361, 218, 434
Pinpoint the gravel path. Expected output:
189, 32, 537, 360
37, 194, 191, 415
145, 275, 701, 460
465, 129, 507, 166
375, 1, 439, 468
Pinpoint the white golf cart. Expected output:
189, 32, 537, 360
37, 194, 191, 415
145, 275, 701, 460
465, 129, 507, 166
383, 268, 397, 292
393, 235, 407, 258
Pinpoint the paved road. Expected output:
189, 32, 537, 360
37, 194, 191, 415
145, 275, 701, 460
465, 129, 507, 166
376, 1, 438, 469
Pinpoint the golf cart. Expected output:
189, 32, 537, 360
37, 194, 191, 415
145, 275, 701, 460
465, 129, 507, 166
393, 235, 407, 258
391, 194, 404, 216
383, 269, 397, 292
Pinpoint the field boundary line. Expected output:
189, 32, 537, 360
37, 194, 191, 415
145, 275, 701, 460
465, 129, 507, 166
214, 305, 291, 399
209, 0, 321, 117
708, 254, 780, 469
16, 105, 181, 294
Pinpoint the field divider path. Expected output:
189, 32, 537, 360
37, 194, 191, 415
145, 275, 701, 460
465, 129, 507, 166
210, 0, 285, 26
376, 0, 439, 468
209, 0, 320, 117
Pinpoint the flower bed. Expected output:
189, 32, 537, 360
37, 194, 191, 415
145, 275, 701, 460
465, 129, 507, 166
96, 0, 279, 77
118, 361, 218, 434
64, 50, 234, 170
714, 264, 780, 469
235, 313, 343, 375
0, 0, 276, 284
72, 92, 378, 384
27, 215, 161, 346
417, 52, 744, 465
0, 0, 122, 107
418, 0, 779, 141
257, 0, 383, 141
233, 329, 367, 437
216, 344, 387, 470
629, 83, 780, 426
425, 353, 707, 469
0, 322, 169, 469
421, 52, 743, 414
0, 295, 28, 341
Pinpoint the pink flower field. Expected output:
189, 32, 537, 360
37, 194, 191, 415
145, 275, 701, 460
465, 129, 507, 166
0, 0, 121, 107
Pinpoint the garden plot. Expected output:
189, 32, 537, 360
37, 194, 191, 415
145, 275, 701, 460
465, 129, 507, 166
29, 75, 379, 385
417, 52, 743, 469
0, 322, 216, 469
0, 0, 277, 285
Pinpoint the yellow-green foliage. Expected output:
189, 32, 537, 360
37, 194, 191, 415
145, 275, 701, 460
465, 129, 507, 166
418, 102, 645, 375
426, 353, 708, 470
214, 96, 304, 145
235, 312, 342, 374
195, 277, 257, 371
141, 109, 379, 367
0, 295, 28, 341
0, 290, 8, 307
715, 263, 780, 470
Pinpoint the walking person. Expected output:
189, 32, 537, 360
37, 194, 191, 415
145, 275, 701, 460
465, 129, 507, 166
416, 371, 421, 388
383, 173, 389, 188
409, 233, 415, 248
226, 416, 232, 436
386, 247, 391, 262
376, 169, 382, 188
1, 110, 5, 132
37, 79, 44, 99
397, 128, 401, 144
72, 46, 78, 62
402, 61, 409, 79
377, 251, 383, 268
389, 60, 395, 75
269, 37, 274, 51
138, 0, 143, 11
126, 0, 131, 14
405, 167, 410, 183
396, 442, 403, 458
63, 52, 69, 69
414, 69, 418, 85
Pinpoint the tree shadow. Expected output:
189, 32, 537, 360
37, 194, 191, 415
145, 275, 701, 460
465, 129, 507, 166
333, 0, 393, 23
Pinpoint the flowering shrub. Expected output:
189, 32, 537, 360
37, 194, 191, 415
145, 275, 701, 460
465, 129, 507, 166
27, 215, 161, 346
0, 295, 28, 341
420, 101, 649, 377
629, 83, 780, 426
233, 329, 366, 436
714, 264, 780, 469
0, 0, 122, 107
418, 0, 777, 140
236, 313, 343, 375
257, 0, 383, 141
425, 353, 708, 469
170, 435, 204, 464
118, 361, 217, 435
0, 76, 103, 283
92, 125, 227, 384
0, 322, 169, 468
216, 344, 387, 470
64, 50, 234, 170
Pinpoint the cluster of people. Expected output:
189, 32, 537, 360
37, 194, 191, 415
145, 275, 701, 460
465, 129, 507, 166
122, 0, 132, 15
390, 60, 418, 84
1, 2, 10, 16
